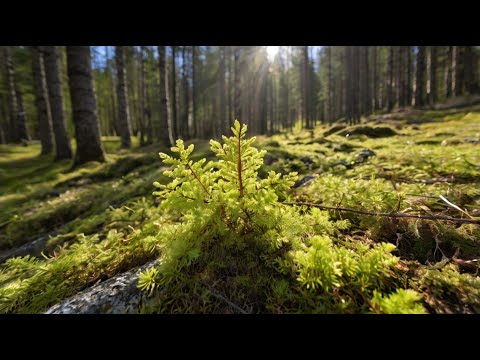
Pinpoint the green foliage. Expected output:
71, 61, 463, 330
371, 289, 426, 314
417, 264, 480, 313
138, 121, 423, 314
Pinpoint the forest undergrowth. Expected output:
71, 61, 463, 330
1, 108, 479, 314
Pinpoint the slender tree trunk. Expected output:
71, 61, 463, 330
327, 46, 333, 123
464, 46, 477, 94
428, 46, 438, 105
31, 46, 54, 155
3, 46, 30, 143
234, 46, 242, 121
138, 46, 147, 146
181, 46, 190, 139
445, 46, 453, 99
387, 46, 394, 111
171, 46, 178, 139
415, 46, 427, 108
157, 46, 171, 146
191, 46, 197, 138
66, 46, 106, 165
406, 46, 413, 106
43, 46, 73, 159
454, 46, 465, 97
218, 46, 226, 135
373, 46, 378, 111
115, 46, 132, 148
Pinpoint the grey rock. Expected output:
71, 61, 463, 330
0, 235, 49, 264
44, 260, 160, 314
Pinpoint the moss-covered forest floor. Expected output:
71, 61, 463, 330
1, 106, 480, 314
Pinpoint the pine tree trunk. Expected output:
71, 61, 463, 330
387, 46, 394, 111
181, 46, 190, 139
218, 46, 226, 135
66, 46, 106, 165
3, 46, 30, 143
454, 46, 465, 97
372, 46, 378, 111
464, 46, 476, 94
406, 46, 413, 106
138, 46, 147, 146
234, 46, 242, 121
445, 46, 453, 99
157, 46, 171, 146
429, 46, 438, 104
415, 46, 427, 108
171, 46, 178, 140
115, 46, 132, 148
191, 46, 197, 138
327, 46, 333, 123
15, 90, 29, 142
43, 46, 73, 159
31, 46, 54, 155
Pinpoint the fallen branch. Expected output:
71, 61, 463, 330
282, 202, 480, 225
202, 283, 249, 314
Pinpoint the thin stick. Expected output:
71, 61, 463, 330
204, 285, 249, 314
282, 202, 480, 225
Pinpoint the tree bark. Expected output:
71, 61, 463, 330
171, 46, 178, 140
415, 46, 427, 108
115, 46, 132, 148
218, 46, 226, 135
453, 46, 465, 97
444, 46, 453, 99
66, 46, 106, 165
372, 46, 378, 111
387, 46, 394, 111
3, 46, 30, 143
428, 46, 438, 105
181, 46, 190, 139
234, 46, 242, 121
31, 46, 54, 155
43, 46, 73, 159
157, 46, 171, 147
191, 46, 197, 138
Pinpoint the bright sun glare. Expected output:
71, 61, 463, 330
266, 46, 280, 61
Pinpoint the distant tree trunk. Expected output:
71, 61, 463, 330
327, 46, 333, 123
43, 46, 73, 159
444, 46, 453, 99
171, 46, 178, 139
66, 46, 106, 165
234, 46, 242, 121
464, 46, 476, 94
31, 46, 54, 155
226, 46, 233, 127
408, 46, 414, 107
364, 46, 371, 115
398, 46, 406, 107
373, 46, 379, 111
3, 46, 30, 143
302, 46, 312, 129
115, 46, 132, 148
387, 46, 394, 111
157, 46, 171, 147
453, 46, 465, 97
138, 46, 147, 146
428, 46, 438, 105
191, 46, 197, 138
218, 46, 226, 135
415, 46, 427, 108
181, 46, 190, 139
